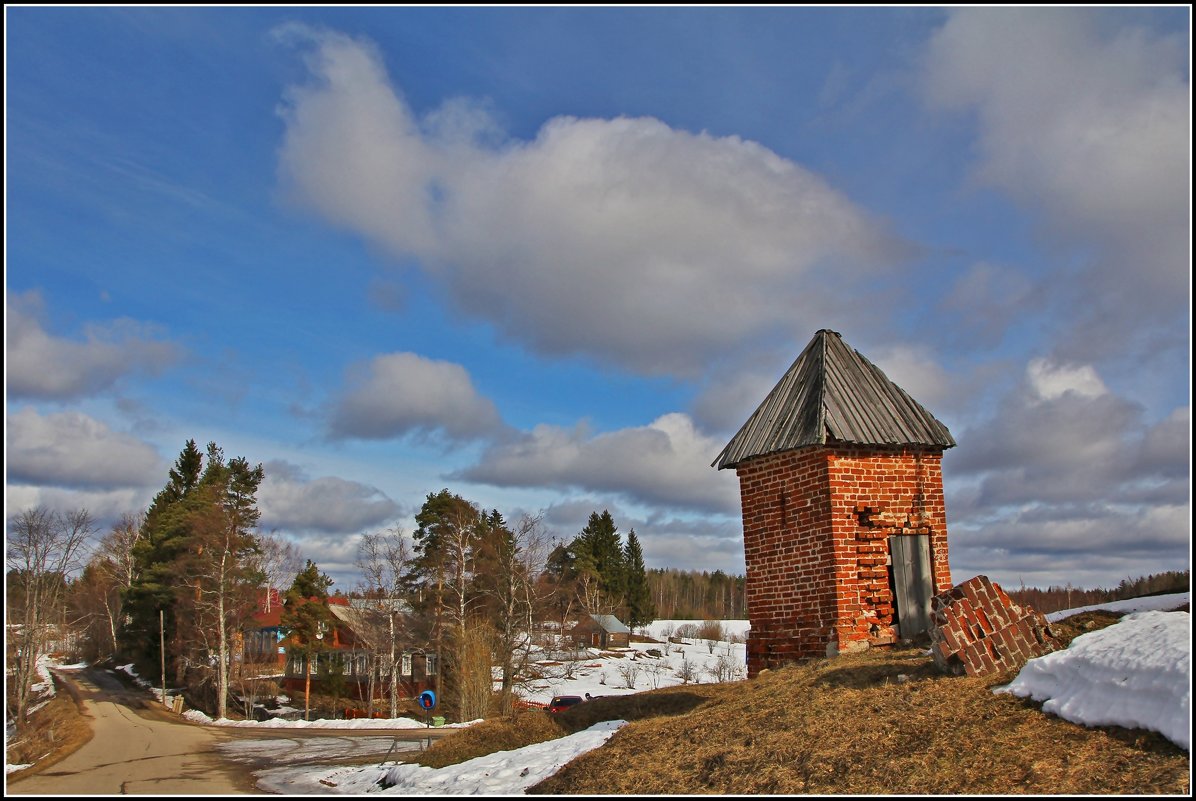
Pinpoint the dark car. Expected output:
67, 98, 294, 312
547, 695, 584, 714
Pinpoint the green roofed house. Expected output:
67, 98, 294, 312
571, 614, 631, 650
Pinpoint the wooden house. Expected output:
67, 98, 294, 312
571, 614, 631, 649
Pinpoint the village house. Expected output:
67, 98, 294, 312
243, 593, 437, 705
571, 614, 631, 650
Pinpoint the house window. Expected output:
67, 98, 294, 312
357, 654, 368, 675
401, 653, 412, 676
425, 653, 438, 676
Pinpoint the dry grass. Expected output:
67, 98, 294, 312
5, 671, 93, 780
526, 642, 1188, 795
487, 609, 1188, 795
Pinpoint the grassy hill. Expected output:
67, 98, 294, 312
419, 611, 1189, 795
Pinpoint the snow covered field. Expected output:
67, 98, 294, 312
9, 594, 1190, 792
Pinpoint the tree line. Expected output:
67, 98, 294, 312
5, 448, 662, 728
646, 567, 748, 620
1005, 570, 1190, 614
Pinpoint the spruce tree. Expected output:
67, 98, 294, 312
121, 440, 206, 678
623, 529, 655, 629
571, 510, 628, 616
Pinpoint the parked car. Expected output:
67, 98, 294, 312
547, 695, 584, 714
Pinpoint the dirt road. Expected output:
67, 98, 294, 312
8, 668, 254, 794
7, 668, 449, 795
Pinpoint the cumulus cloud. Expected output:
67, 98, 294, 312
1025, 357, 1109, 401
327, 352, 505, 442
949, 359, 1186, 507
5, 483, 157, 532
6, 407, 165, 490
275, 25, 908, 377
7, 291, 182, 400
942, 355, 1189, 587
923, 8, 1190, 359
257, 459, 402, 535
949, 502, 1190, 590
456, 413, 741, 515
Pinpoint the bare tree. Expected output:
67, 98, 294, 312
617, 659, 641, 689
674, 653, 700, 685
6, 507, 96, 727
72, 513, 144, 658
478, 513, 553, 717
255, 531, 302, 614
356, 528, 411, 718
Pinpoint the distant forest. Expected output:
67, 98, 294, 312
647, 568, 747, 620
646, 568, 1190, 620
1005, 570, 1190, 615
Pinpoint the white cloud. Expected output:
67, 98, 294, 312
923, 8, 1190, 358
327, 352, 504, 442
6, 407, 165, 490
6, 291, 181, 400
870, 343, 958, 415
949, 502, 1190, 590
1026, 357, 1108, 401
5, 483, 155, 531
276, 25, 907, 377
257, 460, 402, 536
457, 413, 741, 515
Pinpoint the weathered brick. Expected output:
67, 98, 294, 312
929, 576, 1060, 677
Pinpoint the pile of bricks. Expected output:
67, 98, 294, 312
928, 575, 1059, 677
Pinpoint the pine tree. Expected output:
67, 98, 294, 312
281, 560, 334, 721
122, 440, 206, 679
121, 439, 267, 707
623, 529, 655, 629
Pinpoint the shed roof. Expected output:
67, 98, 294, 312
580, 614, 630, 634
713, 329, 955, 470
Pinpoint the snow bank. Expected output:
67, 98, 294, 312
1045, 591, 1189, 622
998, 610, 1191, 750
309, 719, 628, 795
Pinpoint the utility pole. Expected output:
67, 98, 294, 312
160, 609, 166, 707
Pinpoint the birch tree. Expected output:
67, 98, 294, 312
356, 528, 411, 717
6, 507, 96, 727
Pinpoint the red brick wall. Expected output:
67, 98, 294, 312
736, 448, 837, 677
736, 444, 951, 676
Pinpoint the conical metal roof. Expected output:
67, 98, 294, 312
713, 330, 955, 470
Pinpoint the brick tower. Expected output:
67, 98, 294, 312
713, 330, 956, 676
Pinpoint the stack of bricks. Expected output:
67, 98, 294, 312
928, 575, 1059, 677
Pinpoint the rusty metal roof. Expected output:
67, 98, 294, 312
712, 329, 955, 470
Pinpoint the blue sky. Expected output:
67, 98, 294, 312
5, 6, 1191, 592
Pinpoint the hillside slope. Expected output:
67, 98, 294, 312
526, 633, 1188, 795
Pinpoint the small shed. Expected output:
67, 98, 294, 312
571, 614, 631, 649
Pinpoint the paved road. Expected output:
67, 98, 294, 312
7, 668, 449, 795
